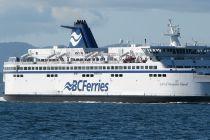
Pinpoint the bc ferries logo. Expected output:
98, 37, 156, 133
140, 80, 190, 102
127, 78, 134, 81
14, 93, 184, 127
64, 80, 109, 92
70, 32, 82, 46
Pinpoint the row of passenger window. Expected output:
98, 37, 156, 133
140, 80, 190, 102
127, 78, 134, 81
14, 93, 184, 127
13, 74, 23, 77
47, 74, 58, 77
6, 65, 210, 71
111, 74, 123, 77
82, 74, 94, 77
12, 65, 158, 71
168, 66, 210, 68
81, 73, 123, 78
5, 67, 16, 70
149, 74, 166, 77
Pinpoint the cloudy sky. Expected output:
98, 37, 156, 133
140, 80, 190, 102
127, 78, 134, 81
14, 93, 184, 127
0, 0, 210, 47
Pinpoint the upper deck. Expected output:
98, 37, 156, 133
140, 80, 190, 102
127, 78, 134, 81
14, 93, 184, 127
3, 19, 210, 71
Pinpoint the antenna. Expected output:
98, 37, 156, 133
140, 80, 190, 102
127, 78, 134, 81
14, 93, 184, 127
192, 38, 198, 46
164, 19, 181, 47
119, 38, 124, 44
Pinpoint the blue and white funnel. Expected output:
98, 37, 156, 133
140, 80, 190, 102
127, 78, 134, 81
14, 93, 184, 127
61, 20, 98, 48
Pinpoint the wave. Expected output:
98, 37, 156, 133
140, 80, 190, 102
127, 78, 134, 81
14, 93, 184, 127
0, 96, 6, 102
70, 32, 82, 46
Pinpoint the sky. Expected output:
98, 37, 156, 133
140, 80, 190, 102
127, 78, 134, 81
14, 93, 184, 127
0, 0, 210, 47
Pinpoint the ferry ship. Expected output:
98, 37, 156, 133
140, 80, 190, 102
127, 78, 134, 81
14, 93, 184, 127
3, 19, 210, 103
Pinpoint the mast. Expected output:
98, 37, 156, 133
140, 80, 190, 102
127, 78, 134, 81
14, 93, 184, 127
164, 19, 181, 47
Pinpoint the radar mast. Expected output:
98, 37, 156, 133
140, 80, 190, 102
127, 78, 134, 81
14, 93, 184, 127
164, 19, 181, 47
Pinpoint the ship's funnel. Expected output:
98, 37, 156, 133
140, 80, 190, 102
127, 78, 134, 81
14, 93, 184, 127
61, 20, 98, 48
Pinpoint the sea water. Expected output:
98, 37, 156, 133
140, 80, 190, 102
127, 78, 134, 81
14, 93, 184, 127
0, 102, 209, 139
0, 73, 209, 139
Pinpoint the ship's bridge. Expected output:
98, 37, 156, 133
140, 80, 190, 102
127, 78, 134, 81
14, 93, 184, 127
142, 45, 210, 60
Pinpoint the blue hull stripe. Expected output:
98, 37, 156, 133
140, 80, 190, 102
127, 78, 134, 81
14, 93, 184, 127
4, 70, 195, 74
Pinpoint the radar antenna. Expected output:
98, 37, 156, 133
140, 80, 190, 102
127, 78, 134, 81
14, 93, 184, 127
164, 19, 181, 47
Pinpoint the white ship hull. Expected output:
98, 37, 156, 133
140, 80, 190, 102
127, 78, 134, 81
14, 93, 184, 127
3, 68, 210, 103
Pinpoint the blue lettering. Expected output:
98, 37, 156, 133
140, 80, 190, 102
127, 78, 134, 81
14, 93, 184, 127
82, 80, 87, 91
104, 83, 109, 91
86, 83, 92, 91
100, 83, 105, 91
72, 80, 77, 91
78, 80, 83, 91
64, 80, 109, 92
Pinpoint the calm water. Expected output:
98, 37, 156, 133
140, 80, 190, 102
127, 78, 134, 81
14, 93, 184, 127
0, 101, 209, 139
0, 74, 210, 139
